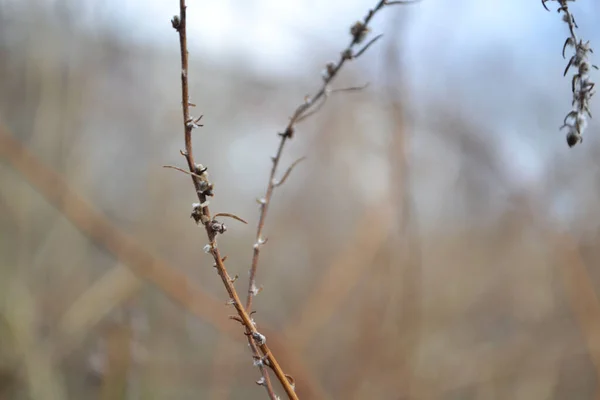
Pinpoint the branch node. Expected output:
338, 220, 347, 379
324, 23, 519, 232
252, 331, 266, 345
253, 237, 267, 250
350, 21, 370, 44
209, 219, 227, 235
191, 202, 210, 224
285, 374, 296, 390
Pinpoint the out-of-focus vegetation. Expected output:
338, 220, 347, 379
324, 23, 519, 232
2, 1, 600, 399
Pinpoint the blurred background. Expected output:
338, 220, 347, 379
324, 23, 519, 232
1, 0, 600, 398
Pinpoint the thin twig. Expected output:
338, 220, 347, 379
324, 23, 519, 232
274, 157, 307, 188
354, 34, 383, 58
163, 164, 205, 180
172, 1, 294, 398
245, 0, 417, 315
295, 83, 370, 123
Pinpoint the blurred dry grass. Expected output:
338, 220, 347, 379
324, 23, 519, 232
2, 1, 600, 399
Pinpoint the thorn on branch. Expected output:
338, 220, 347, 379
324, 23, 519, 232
330, 82, 371, 94
229, 315, 244, 325
563, 37, 574, 59
541, 0, 550, 11
354, 34, 383, 58
163, 164, 203, 180
273, 157, 307, 187
295, 96, 327, 123
213, 212, 248, 224
384, 0, 423, 4
186, 115, 204, 129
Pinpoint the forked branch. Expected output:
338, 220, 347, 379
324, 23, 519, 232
170, 0, 419, 398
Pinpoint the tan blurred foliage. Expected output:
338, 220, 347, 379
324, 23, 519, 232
1, 1, 600, 399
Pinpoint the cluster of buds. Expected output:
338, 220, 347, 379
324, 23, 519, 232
208, 219, 227, 234
191, 203, 227, 237
562, 37, 597, 147
543, 0, 597, 147
191, 201, 210, 225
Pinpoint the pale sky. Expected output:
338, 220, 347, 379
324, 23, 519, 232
6, 0, 600, 225
101, 0, 600, 223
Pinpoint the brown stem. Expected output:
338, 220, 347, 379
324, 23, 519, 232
174, 1, 295, 398
245, 0, 407, 313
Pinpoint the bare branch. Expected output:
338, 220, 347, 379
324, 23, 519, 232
245, 3, 410, 315
163, 164, 205, 180
172, 1, 294, 398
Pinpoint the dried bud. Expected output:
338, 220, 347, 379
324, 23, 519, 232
209, 219, 227, 235
252, 332, 266, 345
566, 130, 582, 147
198, 180, 214, 197
321, 62, 337, 81
171, 15, 180, 30
191, 203, 203, 224
350, 21, 369, 44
